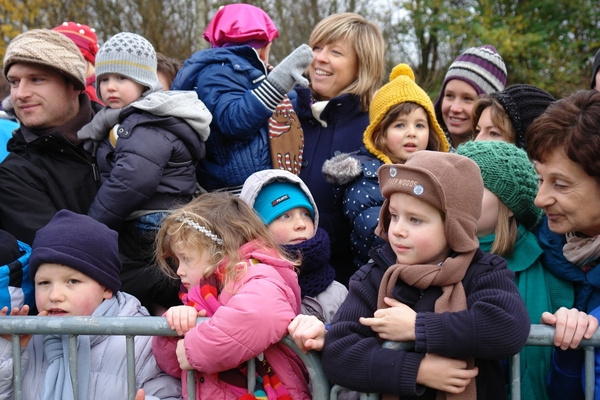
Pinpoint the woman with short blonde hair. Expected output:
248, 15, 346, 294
292, 13, 386, 284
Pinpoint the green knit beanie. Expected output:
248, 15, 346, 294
456, 140, 543, 229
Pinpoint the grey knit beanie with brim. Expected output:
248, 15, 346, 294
95, 32, 162, 101
591, 49, 600, 89
3, 29, 86, 90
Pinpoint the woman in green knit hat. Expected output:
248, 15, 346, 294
456, 140, 574, 400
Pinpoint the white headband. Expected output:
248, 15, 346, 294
175, 216, 223, 245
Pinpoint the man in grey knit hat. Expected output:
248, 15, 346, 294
0, 29, 102, 246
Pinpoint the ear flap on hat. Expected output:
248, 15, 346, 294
375, 198, 390, 240
444, 213, 479, 253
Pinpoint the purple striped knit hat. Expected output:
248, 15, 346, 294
434, 45, 507, 128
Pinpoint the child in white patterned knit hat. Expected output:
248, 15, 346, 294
77, 32, 213, 313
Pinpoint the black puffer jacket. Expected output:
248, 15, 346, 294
90, 107, 206, 231
0, 95, 100, 245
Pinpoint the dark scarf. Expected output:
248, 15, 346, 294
283, 227, 335, 298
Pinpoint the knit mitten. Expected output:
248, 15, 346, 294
268, 44, 313, 93
252, 44, 313, 111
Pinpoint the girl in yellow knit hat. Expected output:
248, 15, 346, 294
322, 64, 449, 270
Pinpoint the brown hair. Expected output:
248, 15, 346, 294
471, 95, 516, 144
489, 201, 518, 257
155, 192, 294, 288
156, 52, 182, 90
371, 102, 441, 163
527, 90, 600, 184
309, 13, 385, 112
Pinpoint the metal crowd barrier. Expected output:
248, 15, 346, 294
330, 324, 600, 400
1, 318, 599, 400
0, 316, 330, 400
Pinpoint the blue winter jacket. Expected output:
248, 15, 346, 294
0, 240, 33, 310
321, 147, 386, 268
172, 45, 275, 190
537, 214, 600, 400
535, 216, 600, 313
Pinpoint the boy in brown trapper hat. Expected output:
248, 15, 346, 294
322, 151, 529, 399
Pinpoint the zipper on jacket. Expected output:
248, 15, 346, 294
92, 163, 100, 181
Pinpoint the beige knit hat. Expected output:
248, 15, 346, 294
375, 151, 483, 253
3, 29, 86, 90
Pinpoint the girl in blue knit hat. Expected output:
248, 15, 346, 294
456, 141, 574, 400
240, 169, 348, 353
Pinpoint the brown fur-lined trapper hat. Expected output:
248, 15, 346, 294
375, 151, 483, 253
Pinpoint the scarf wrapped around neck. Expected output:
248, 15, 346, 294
377, 250, 477, 400
283, 227, 335, 298
41, 294, 121, 400
563, 232, 600, 272
181, 240, 293, 400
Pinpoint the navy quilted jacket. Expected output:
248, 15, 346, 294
172, 45, 274, 190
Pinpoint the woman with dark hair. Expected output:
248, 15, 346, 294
527, 90, 600, 399
471, 84, 555, 149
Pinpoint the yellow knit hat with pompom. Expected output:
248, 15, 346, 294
363, 63, 449, 163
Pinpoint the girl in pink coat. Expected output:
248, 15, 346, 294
152, 193, 310, 400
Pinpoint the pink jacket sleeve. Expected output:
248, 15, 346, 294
182, 264, 299, 374
152, 335, 182, 378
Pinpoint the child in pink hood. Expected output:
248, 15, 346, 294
152, 192, 310, 399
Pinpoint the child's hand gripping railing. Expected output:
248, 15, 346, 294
329, 325, 600, 400
0, 316, 330, 400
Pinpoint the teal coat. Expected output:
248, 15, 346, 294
479, 224, 574, 400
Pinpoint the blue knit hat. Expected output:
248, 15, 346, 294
29, 210, 122, 292
253, 181, 314, 225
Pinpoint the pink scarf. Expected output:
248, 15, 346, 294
181, 241, 293, 400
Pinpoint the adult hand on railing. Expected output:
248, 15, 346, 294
359, 297, 417, 341
416, 353, 479, 394
165, 305, 207, 336
288, 314, 326, 353
0, 305, 48, 347
541, 307, 599, 350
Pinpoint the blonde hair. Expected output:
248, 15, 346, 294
309, 13, 385, 112
472, 95, 516, 144
155, 192, 294, 289
371, 102, 441, 163
85, 61, 95, 79
489, 201, 518, 257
